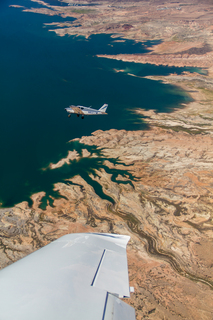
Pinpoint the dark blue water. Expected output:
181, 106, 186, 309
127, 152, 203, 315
0, 0, 194, 207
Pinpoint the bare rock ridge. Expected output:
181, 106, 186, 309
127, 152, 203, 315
2, 0, 213, 319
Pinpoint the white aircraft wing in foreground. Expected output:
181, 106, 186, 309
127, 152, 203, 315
65, 103, 108, 119
0, 233, 135, 320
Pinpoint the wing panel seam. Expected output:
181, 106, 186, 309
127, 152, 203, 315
102, 292, 109, 320
91, 249, 106, 287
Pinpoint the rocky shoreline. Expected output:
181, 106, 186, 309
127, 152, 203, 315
1, 0, 213, 319
1, 124, 213, 318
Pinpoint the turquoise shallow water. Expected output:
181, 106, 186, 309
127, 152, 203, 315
0, 0, 194, 207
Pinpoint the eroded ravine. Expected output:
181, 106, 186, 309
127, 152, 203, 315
105, 200, 213, 290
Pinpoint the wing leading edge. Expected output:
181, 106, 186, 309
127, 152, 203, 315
70, 106, 84, 115
0, 233, 135, 320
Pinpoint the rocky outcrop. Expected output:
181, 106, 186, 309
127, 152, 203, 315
2, 0, 213, 319
97, 51, 213, 68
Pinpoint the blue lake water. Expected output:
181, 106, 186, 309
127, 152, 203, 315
0, 0, 195, 207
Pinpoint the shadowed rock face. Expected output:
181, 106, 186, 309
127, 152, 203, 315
1, 0, 213, 319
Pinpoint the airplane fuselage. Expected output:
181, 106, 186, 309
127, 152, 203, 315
65, 106, 105, 115
65, 104, 108, 118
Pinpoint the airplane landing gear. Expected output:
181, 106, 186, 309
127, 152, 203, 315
68, 114, 71, 118
81, 116, 84, 119
77, 114, 79, 117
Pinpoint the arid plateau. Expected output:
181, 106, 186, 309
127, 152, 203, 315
2, 0, 213, 319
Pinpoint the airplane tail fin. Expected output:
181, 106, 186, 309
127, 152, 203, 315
99, 104, 108, 113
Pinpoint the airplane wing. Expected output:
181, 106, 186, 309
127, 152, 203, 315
70, 106, 84, 115
0, 233, 135, 320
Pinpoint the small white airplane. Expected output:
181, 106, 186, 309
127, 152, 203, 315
65, 103, 108, 119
